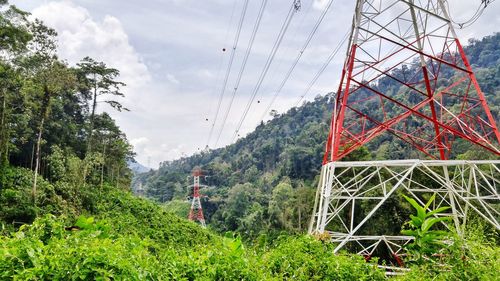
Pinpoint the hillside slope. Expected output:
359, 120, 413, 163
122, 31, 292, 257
135, 33, 500, 234
1, 166, 390, 280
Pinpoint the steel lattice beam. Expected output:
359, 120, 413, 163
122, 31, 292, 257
323, 0, 500, 163
188, 169, 206, 227
309, 160, 500, 255
311, 0, 500, 259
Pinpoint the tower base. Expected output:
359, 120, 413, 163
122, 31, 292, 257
309, 159, 500, 256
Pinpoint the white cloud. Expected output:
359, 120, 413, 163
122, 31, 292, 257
31, 1, 151, 91
166, 73, 180, 85
313, 0, 330, 10
12, 0, 498, 168
130, 137, 149, 148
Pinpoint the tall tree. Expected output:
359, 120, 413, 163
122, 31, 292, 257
0, 1, 31, 54
0, 1, 30, 191
20, 20, 75, 204
76, 57, 126, 155
268, 180, 295, 230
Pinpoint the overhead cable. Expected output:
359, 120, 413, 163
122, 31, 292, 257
259, 0, 337, 121
293, 30, 349, 108
204, 0, 237, 129
214, 0, 269, 147
205, 0, 250, 147
446, 0, 495, 29
231, 1, 300, 142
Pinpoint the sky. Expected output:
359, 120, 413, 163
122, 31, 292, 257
9, 0, 500, 168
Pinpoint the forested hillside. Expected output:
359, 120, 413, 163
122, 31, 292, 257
1, 0, 499, 279
136, 32, 500, 235
0, 2, 133, 202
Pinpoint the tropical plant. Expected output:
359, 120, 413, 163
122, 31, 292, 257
401, 193, 451, 263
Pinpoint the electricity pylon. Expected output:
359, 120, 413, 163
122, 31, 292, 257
188, 168, 206, 227
309, 0, 500, 260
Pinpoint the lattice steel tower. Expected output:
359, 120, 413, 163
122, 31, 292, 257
188, 168, 206, 227
309, 0, 500, 258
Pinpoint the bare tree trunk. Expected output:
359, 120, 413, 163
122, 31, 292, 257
298, 207, 302, 231
110, 166, 114, 182
0, 91, 6, 158
87, 77, 98, 153
115, 166, 120, 189
100, 142, 106, 188
33, 86, 51, 205
30, 143, 35, 170
0, 91, 7, 192
32, 117, 45, 205
83, 78, 98, 183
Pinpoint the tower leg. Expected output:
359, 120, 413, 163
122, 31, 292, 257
309, 160, 500, 254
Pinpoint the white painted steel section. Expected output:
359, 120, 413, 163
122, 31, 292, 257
309, 160, 500, 254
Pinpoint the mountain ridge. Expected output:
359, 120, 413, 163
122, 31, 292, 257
134, 32, 500, 234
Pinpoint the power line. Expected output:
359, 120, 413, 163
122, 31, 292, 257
231, 1, 300, 142
259, 0, 313, 96
258, 0, 337, 121
446, 0, 495, 29
206, 0, 250, 147
214, 0, 269, 147
204, 0, 238, 128
293, 30, 349, 108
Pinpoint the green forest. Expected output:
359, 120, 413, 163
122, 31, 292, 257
1, 0, 499, 280
135, 33, 500, 236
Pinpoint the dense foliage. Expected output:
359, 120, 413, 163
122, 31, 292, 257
136, 33, 500, 237
1, 167, 498, 280
0, 2, 387, 279
0, 1, 133, 209
1, 167, 388, 280
1, 1, 499, 279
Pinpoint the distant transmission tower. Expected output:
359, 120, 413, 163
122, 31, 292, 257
309, 0, 500, 260
188, 168, 206, 227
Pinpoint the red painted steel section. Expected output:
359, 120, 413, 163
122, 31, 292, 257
327, 44, 358, 162
324, 10, 500, 162
422, 66, 446, 160
188, 169, 206, 225
455, 38, 500, 143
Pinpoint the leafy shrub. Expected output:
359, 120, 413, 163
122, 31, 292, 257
2, 166, 497, 281
0, 215, 166, 280
399, 227, 500, 280
401, 194, 451, 263
1, 198, 388, 280
90, 186, 215, 247
0, 167, 69, 227
260, 236, 385, 280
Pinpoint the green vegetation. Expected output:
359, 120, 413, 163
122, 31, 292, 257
1, 170, 387, 280
398, 218, 500, 281
401, 194, 451, 263
0, 1, 386, 279
0, 1, 132, 206
1, 170, 497, 280
136, 33, 500, 238
1, 1, 499, 279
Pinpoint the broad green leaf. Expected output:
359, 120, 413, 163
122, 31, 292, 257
421, 217, 451, 232
426, 206, 451, 218
424, 193, 436, 210
401, 229, 418, 236
410, 214, 423, 227
403, 195, 426, 220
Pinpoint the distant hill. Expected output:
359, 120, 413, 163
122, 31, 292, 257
128, 159, 151, 175
134, 33, 500, 234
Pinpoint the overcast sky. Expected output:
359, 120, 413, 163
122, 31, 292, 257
10, 0, 500, 168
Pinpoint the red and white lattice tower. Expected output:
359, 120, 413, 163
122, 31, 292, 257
309, 0, 500, 259
188, 169, 206, 227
